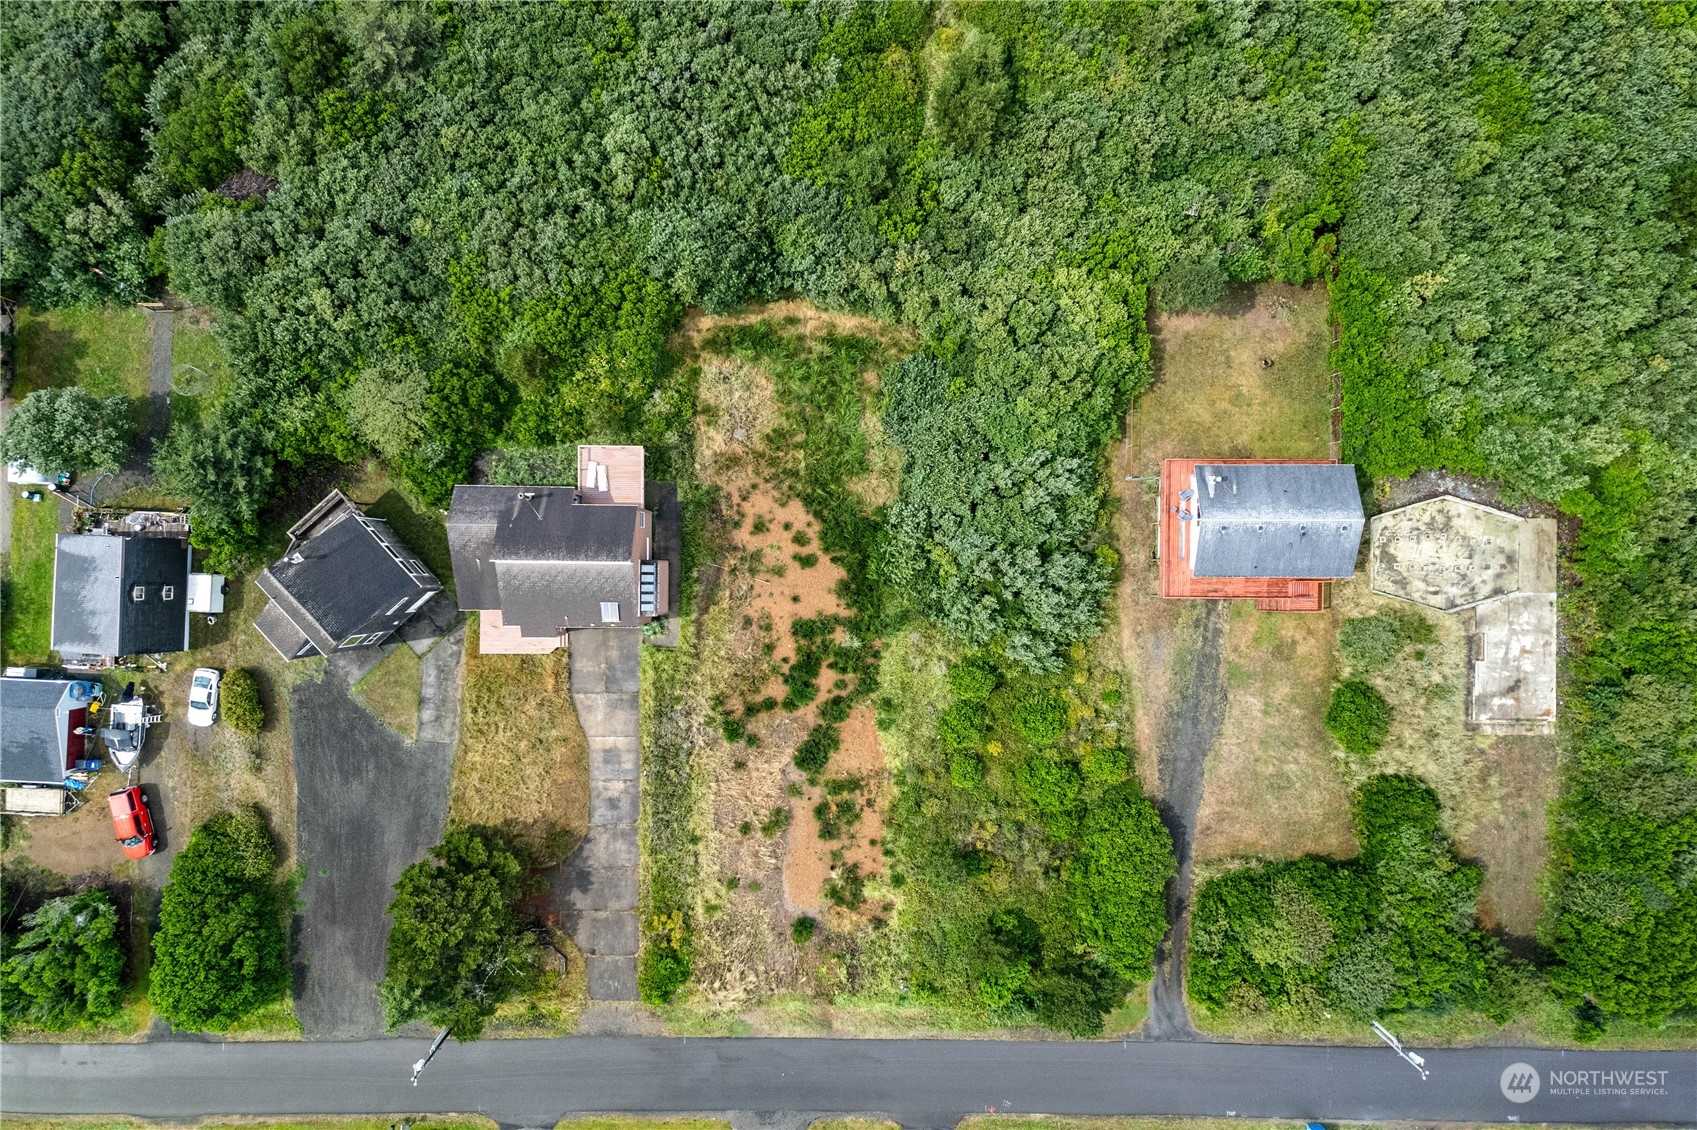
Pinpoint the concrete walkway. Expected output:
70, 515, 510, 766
551, 628, 643, 1001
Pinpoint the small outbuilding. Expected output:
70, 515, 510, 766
1369, 495, 1558, 735
1159, 458, 1365, 611
0, 675, 97, 786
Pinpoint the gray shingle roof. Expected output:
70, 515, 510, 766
1190, 463, 1364, 579
51, 534, 191, 658
446, 485, 512, 611
447, 486, 641, 627
495, 561, 638, 634
0, 677, 73, 785
261, 500, 438, 644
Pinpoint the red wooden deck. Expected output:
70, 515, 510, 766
1157, 457, 1333, 613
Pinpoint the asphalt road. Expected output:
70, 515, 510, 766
3, 1038, 1691, 1127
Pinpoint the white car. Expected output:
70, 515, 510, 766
187, 667, 220, 727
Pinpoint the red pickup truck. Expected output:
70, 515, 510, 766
107, 787, 156, 860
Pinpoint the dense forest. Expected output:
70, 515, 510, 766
3, 0, 1693, 1036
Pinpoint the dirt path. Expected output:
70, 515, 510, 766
1144, 599, 1229, 1041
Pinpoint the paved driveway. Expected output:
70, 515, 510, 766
291, 626, 463, 1038
551, 627, 642, 1000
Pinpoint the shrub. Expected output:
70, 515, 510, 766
1, 387, 130, 474
1337, 613, 1432, 674
790, 916, 817, 944
793, 723, 839, 777
0, 889, 124, 1032
760, 806, 791, 838
824, 861, 867, 910
1325, 680, 1392, 756
949, 751, 984, 790
817, 694, 852, 724
378, 827, 530, 1041
1069, 783, 1176, 978
1015, 753, 1082, 813
1012, 691, 1069, 744
947, 656, 999, 703
937, 701, 986, 750
719, 714, 747, 743
150, 807, 288, 1030
1080, 744, 1129, 784
638, 943, 691, 1004
1030, 959, 1127, 1037
221, 668, 264, 737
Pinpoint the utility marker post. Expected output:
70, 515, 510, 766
411, 1026, 451, 1086
1372, 1020, 1429, 1080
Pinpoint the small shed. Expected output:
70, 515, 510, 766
0, 676, 95, 786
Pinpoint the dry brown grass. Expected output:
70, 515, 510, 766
351, 645, 422, 739
449, 616, 589, 865
1326, 580, 1555, 936
1192, 601, 1355, 863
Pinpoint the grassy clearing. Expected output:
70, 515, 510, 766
4, 1113, 495, 1119
168, 307, 235, 428
2, 493, 61, 666
352, 645, 423, 740
553, 1113, 733, 1119
1113, 283, 1342, 857
12, 306, 152, 401
449, 615, 587, 865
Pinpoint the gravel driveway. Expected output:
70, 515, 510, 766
291, 625, 463, 1039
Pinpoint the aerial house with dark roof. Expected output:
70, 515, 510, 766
253, 490, 444, 660
447, 445, 672, 654
51, 528, 192, 666
1158, 458, 1365, 612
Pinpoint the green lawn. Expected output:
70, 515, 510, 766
169, 311, 234, 427
2, 494, 61, 666
352, 644, 423, 739
13, 306, 152, 401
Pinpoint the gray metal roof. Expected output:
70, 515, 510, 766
51, 534, 191, 658
0, 677, 73, 785
494, 561, 637, 635
1190, 463, 1364, 579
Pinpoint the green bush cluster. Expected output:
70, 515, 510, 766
220, 668, 264, 737
1337, 613, 1433, 675
378, 827, 532, 1041
0, 889, 124, 1033
888, 652, 1171, 1035
150, 807, 288, 1031
1190, 777, 1531, 1023
1325, 680, 1392, 757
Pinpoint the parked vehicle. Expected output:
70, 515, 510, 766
99, 686, 154, 772
5, 462, 69, 488
187, 667, 220, 727
106, 786, 156, 859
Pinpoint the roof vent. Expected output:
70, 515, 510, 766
288, 551, 305, 565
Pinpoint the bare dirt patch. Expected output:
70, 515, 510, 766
781, 702, 889, 917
